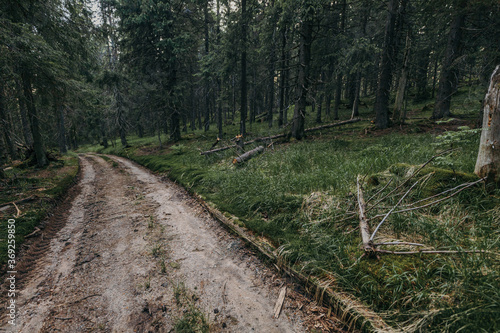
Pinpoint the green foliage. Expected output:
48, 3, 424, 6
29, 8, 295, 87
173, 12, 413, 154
79, 113, 499, 331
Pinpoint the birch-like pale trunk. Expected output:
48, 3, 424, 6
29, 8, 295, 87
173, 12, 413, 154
475, 65, 500, 185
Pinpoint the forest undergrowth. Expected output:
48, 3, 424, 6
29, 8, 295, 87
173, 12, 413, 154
79, 91, 499, 332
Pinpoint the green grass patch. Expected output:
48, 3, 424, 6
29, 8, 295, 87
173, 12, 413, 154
0, 155, 79, 267
77, 87, 498, 332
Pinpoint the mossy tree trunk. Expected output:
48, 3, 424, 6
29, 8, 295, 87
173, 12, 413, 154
475, 65, 500, 185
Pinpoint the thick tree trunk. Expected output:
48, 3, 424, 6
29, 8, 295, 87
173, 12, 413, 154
0, 84, 17, 160
432, 9, 465, 119
278, 26, 287, 127
240, 0, 248, 136
100, 118, 108, 148
333, 74, 342, 120
475, 65, 500, 185
393, 33, 411, 123
16, 80, 33, 147
203, 0, 210, 132
292, 13, 313, 140
57, 104, 67, 154
414, 47, 430, 102
114, 87, 128, 147
316, 93, 323, 123
351, 71, 361, 119
373, 0, 399, 129
22, 72, 47, 167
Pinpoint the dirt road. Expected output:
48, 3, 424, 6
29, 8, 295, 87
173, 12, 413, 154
2, 154, 342, 332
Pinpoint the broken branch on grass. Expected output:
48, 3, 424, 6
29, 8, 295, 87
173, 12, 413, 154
376, 249, 493, 255
370, 180, 419, 242
13, 202, 21, 218
200, 119, 361, 155
356, 176, 373, 252
374, 242, 425, 247
369, 177, 486, 221
366, 148, 456, 212
366, 179, 393, 205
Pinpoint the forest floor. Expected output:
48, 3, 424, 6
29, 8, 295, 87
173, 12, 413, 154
0, 154, 346, 332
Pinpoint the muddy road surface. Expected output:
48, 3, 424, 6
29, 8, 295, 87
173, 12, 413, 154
2, 154, 345, 332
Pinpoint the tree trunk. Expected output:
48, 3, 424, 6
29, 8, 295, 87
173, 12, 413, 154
393, 33, 411, 123
292, 11, 313, 140
373, 0, 399, 129
0, 84, 17, 160
351, 71, 361, 119
203, 0, 210, 132
22, 72, 47, 167
432, 8, 466, 119
56, 103, 67, 154
114, 87, 128, 147
240, 0, 248, 136
316, 93, 323, 123
16, 80, 33, 147
475, 65, 500, 185
100, 118, 108, 148
333, 73, 342, 120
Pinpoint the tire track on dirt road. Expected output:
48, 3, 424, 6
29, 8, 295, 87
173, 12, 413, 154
2, 154, 341, 332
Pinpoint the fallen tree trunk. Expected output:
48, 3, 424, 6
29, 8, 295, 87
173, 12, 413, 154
304, 118, 361, 133
233, 146, 264, 164
200, 144, 237, 155
201, 118, 362, 155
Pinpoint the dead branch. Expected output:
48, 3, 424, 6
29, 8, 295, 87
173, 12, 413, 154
366, 148, 456, 212
0, 195, 37, 212
366, 179, 393, 205
25, 227, 41, 238
407, 181, 471, 207
273, 286, 287, 319
356, 176, 373, 251
200, 119, 361, 155
13, 202, 21, 218
303, 118, 361, 133
210, 138, 221, 150
370, 180, 419, 242
369, 177, 486, 221
374, 242, 425, 247
200, 144, 237, 155
375, 249, 493, 255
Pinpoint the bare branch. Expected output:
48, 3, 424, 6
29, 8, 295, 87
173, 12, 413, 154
375, 242, 425, 247
357, 175, 373, 251
367, 148, 456, 212
369, 177, 486, 221
370, 180, 419, 242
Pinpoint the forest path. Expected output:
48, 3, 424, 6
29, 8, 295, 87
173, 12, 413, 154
4, 154, 315, 332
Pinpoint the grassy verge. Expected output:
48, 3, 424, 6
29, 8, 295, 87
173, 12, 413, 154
79, 87, 498, 332
0, 153, 80, 267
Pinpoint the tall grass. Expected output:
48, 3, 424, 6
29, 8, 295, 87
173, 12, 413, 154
77, 87, 498, 332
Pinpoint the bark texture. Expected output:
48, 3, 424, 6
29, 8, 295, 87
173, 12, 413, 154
475, 65, 500, 184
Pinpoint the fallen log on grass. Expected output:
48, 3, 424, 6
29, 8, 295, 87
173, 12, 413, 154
200, 118, 362, 155
304, 118, 361, 133
233, 146, 265, 164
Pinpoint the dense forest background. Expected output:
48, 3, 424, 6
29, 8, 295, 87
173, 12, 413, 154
1, 0, 500, 166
